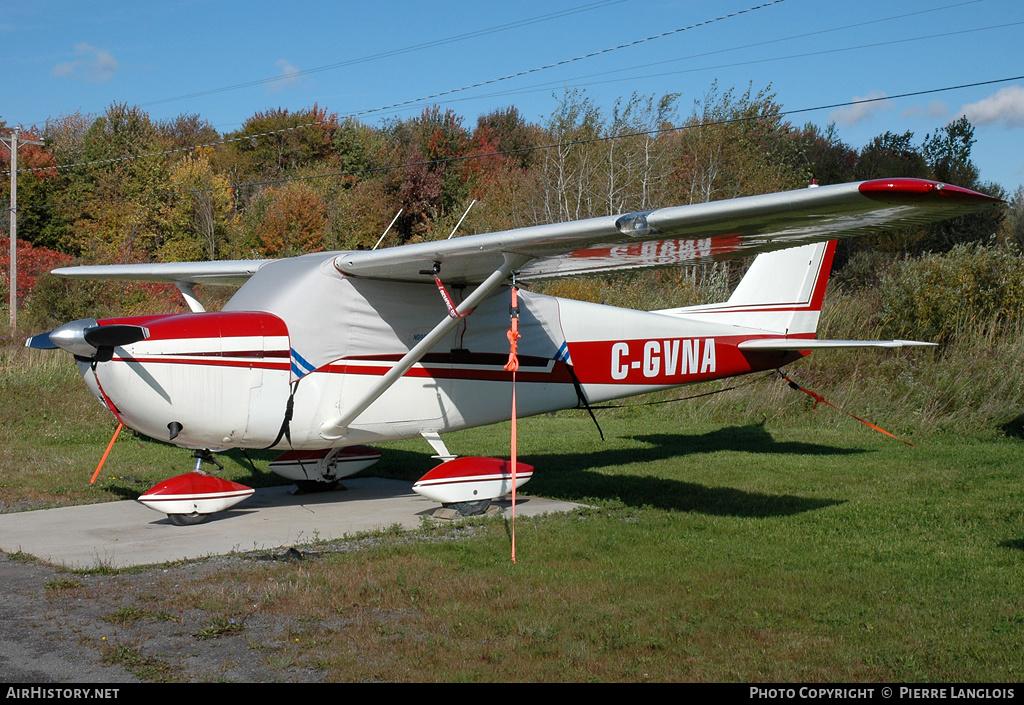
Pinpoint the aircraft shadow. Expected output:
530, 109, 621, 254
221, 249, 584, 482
102, 424, 850, 518
378, 423, 853, 518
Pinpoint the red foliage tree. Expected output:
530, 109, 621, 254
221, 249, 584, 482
0, 238, 73, 305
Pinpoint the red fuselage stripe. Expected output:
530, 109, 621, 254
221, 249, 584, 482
110, 334, 804, 385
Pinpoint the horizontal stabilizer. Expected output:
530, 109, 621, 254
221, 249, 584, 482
738, 338, 937, 351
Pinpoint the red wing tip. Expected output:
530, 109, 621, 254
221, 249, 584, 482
858, 178, 1001, 204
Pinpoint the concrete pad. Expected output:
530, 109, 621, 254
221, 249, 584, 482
0, 478, 583, 570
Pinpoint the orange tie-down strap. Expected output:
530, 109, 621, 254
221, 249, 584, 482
506, 285, 521, 563
778, 370, 914, 447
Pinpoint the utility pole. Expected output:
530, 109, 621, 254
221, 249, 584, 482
1, 128, 45, 335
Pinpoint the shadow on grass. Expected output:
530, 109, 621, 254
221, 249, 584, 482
1000, 413, 1024, 439
378, 422, 853, 518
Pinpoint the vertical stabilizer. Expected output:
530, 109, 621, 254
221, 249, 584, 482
653, 240, 837, 336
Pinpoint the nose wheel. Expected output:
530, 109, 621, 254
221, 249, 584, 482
138, 449, 254, 525
168, 511, 210, 526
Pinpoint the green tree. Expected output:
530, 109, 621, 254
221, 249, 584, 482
534, 88, 604, 221
835, 130, 930, 267
220, 104, 340, 188
998, 186, 1024, 251
161, 149, 232, 261
38, 112, 94, 253
917, 117, 1002, 252
71, 104, 171, 262
798, 122, 858, 186
922, 116, 979, 187
852, 131, 929, 181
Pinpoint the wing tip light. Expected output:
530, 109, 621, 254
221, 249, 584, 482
858, 178, 1001, 205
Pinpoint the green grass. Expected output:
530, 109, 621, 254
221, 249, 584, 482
3, 345, 1024, 681
328, 414, 1023, 682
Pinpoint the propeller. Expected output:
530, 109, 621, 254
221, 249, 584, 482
26, 318, 149, 361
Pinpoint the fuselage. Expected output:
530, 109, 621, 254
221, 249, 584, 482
80, 268, 801, 452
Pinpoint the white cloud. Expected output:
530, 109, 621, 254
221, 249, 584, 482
900, 100, 948, 120
269, 60, 301, 92
959, 85, 1024, 129
52, 43, 118, 83
828, 90, 891, 126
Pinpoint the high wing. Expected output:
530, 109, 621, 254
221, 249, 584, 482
51, 259, 276, 312
52, 259, 274, 286
335, 178, 1001, 284
51, 179, 999, 288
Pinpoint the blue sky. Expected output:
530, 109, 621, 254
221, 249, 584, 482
4, 0, 1023, 193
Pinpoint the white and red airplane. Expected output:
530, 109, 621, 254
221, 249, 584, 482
26, 178, 1000, 524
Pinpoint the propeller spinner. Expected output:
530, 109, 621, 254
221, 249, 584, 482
26, 318, 150, 361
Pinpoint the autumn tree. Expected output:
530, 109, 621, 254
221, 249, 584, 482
384, 106, 475, 242
157, 114, 220, 153
0, 124, 61, 251
239, 182, 327, 258
474, 106, 543, 171
666, 82, 806, 206
322, 177, 397, 251
0, 237, 71, 306
220, 104, 341, 194
161, 149, 233, 261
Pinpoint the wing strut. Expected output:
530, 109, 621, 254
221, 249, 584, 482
173, 281, 206, 312
319, 254, 523, 440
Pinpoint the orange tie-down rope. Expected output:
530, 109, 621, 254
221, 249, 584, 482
779, 370, 914, 447
504, 285, 522, 563
91, 365, 126, 484
91, 423, 124, 484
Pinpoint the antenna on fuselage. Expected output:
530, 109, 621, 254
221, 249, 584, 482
372, 209, 403, 250
447, 199, 476, 239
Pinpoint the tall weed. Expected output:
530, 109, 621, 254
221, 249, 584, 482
875, 243, 1024, 345
596, 244, 1024, 438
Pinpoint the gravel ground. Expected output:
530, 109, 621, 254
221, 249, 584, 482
0, 521, 490, 684
0, 550, 327, 684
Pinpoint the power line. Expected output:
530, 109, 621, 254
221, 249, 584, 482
7, 1, 1016, 189
8, 0, 787, 177
335, 0, 788, 122
431, 7, 1016, 107
139, 0, 631, 108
